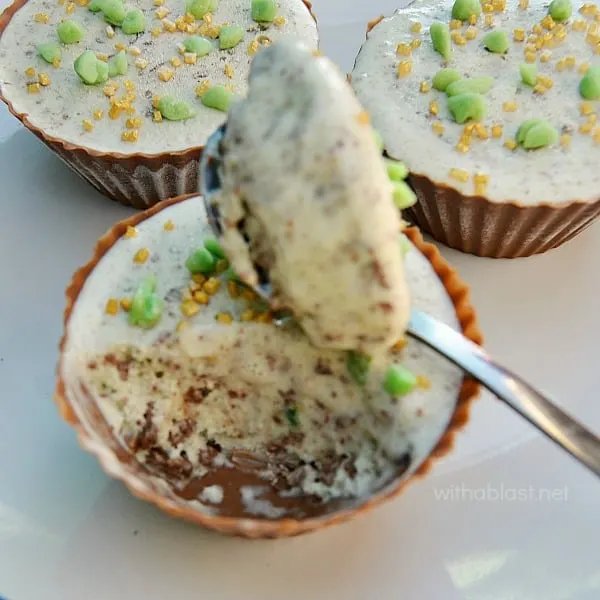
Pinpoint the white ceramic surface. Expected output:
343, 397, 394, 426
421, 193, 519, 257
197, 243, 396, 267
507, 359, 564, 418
1, 0, 600, 598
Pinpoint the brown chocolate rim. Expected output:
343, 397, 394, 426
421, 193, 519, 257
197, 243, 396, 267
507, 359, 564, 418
356, 14, 600, 213
0, 0, 318, 161
54, 195, 483, 538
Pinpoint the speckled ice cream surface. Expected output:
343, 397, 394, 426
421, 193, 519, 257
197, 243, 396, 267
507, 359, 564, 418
0, 0, 317, 153
351, 0, 600, 206
61, 197, 463, 501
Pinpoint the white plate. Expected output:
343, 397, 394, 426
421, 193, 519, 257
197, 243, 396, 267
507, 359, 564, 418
1, 0, 600, 598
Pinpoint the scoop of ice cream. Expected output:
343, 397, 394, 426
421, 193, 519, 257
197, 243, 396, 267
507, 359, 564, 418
215, 39, 410, 353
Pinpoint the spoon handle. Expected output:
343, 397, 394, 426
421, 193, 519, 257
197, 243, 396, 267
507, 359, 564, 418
408, 310, 600, 478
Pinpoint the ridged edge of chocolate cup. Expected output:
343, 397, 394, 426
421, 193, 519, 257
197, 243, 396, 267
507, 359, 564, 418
0, 0, 318, 209
354, 14, 600, 259
54, 194, 483, 539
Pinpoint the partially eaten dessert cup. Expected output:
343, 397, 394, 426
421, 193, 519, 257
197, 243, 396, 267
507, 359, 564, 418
350, 0, 600, 258
0, 0, 318, 208
55, 41, 482, 538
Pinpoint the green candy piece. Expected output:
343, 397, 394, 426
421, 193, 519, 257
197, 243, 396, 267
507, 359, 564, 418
183, 35, 212, 56
383, 365, 417, 396
129, 275, 163, 329
519, 62, 537, 86
392, 181, 417, 210
432, 68, 461, 91
57, 20, 85, 44
224, 267, 240, 281
252, 0, 277, 22
516, 119, 541, 144
373, 128, 384, 152
386, 159, 409, 181
548, 0, 572, 21
579, 66, 600, 100
445, 76, 494, 96
121, 9, 145, 34
447, 92, 487, 123
74, 50, 101, 84
157, 95, 196, 121
204, 237, 226, 259
219, 24, 245, 50
518, 119, 558, 149
484, 30, 509, 53
201, 85, 234, 111
95, 59, 109, 83
284, 406, 300, 428
88, 0, 105, 12
108, 50, 128, 76
430, 22, 453, 61
185, 0, 212, 19
399, 233, 412, 257
102, 0, 127, 26
185, 247, 216, 274
37, 42, 62, 64
346, 351, 371, 386
451, 0, 482, 21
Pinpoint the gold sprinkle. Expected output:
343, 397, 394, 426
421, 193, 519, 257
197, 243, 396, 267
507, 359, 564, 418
133, 248, 149, 263
593, 128, 600, 144
397, 60, 413, 77
125, 226, 138, 238
556, 58, 567, 71
195, 80, 210, 97
356, 110, 370, 125
155, 6, 169, 18
465, 26, 478, 40
524, 51, 537, 63
105, 298, 119, 315
224, 63, 234, 78
192, 273, 206, 285
475, 124, 489, 139
518, 0, 529, 7
255, 312, 273, 324
34, 12, 50, 23
203, 277, 221, 296
135, 58, 148, 70
154, 0, 164, 5
151, 27, 161, 37
153, 110, 162, 122
392, 338, 407, 352
581, 101, 595, 115
491, 124, 503, 138
419, 80, 431, 93
66, 2, 75, 13
120, 298, 132, 312
108, 105, 121, 119
410, 38, 421, 49
469, 14, 478, 25
38, 72, 50, 86
532, 23, 543, 34
538, 74, 554, 88
274, 15, 286, 26
503, 101, 518, 112
578, 62, 590, 73
121, 130, 139, 142
162, 18, 176, 32
513, 27, 525, 41
103, 84, 117, 97
580, 3, 598, 16
416, 374, 431, 389
193, 290, 210, 305
588, 114, 598, 124
170, 56, 182, 68
125, 117, 142, 129
533, 83, 547, 94
93, 109, 104, 120
579, 121, 594, 134
396, 43, 412, 56
215, 312, 233, 325
504, 138, 517, 150
82, 119, 93, 132
184, 52, 197, 64
540, 50, 552, 62
541, 15, 555, 30
452, 32, 467, 45
449, 168, 469, 182
240, 308, 255, 322
429, 100, 439, 116
27, 83, 40, 94
96, 52, 109, 62
152, 95, 161, 108
410, 22, 422, 33
248, 40, 260, 55
106, 25, 115, 38
176, 320, 190, 333
183, 12, 194, 23
158, 67, 174, 82
123, 80, 135, 92
128, 46, 142, 57
559, 134, 571, 148
573, 18, 587, 31
25, 66, 36, 78
483, 2, 494, 12
473, 173, 489, 195
484, 14, 494, 27
181, 301, 200, 318
449, 18, 462, 30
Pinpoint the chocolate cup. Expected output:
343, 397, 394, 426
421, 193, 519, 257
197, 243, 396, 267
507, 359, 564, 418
55, 195, 482, 538
353, 15, 600, 259
0, 0, 318, 209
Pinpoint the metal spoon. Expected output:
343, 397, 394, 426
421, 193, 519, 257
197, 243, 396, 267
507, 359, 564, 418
200, 124, 600, 479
